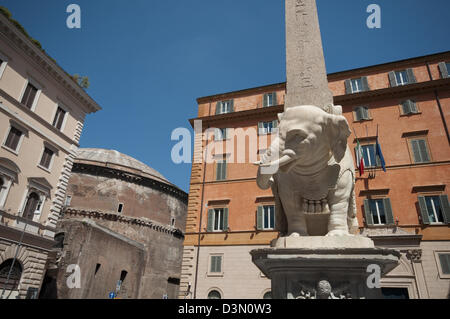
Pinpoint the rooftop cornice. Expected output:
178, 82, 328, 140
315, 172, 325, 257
0, 14, 101, 114
190, 78, 450, 126
196, 51, 450, 103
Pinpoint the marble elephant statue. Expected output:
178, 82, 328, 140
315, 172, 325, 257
256, 105, 358, 237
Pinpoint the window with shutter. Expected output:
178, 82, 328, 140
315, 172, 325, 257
210, 255, 222, 273
4, 126, 23, 151
39, 147, 54, 169
52, 107, 66, 130
395, 70, 409, 86
418, 195, 447, 224
354, 106, 369, 121
209, 208, 226, 231
368, 199, 387, 225
21, 82, 38, 109
401, 100, 418, 115
350, 78, 363, 93
410, 139, 430, 163
438, 62, 449, 79
361, 144, 377, 168
216, 160, 227, 181
263, 93, 276, 107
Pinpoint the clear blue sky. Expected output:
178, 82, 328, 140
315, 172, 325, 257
1, 0, 449, 192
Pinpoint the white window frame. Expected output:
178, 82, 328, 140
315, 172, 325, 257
424, 196, 444, 224
219, 101, 231, 114
350, 78, 363, 93
265, 93, 274, 107
18, 77, 42, 112
212, 208, 224, 232
52, 103, 69, 132
395, 70, 409, 86
2, 125, 26, 155
369, 199, 386, 225
0, 51, 9, 80
262, 205, 275, 230
434, 251, 450, 279
37, 143, 57, 173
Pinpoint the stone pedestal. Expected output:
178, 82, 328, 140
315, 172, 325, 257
251, 236, 400, 299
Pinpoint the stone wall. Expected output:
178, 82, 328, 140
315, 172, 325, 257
0, 239, 48, 298
53, 219, 146, 299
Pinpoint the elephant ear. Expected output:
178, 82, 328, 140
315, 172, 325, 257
327, 114, 351, 162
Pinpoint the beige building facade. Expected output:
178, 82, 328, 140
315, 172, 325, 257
0, 13, 100, 298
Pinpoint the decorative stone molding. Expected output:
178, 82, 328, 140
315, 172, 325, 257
64, 208, 185, 239
406, 249, 422, 263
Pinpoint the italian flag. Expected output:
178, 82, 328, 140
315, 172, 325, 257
356, 140, 364, 176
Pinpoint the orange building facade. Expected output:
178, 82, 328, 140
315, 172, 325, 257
180, 51, 450, 299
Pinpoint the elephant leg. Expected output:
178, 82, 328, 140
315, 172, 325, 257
326, 170, 353, 236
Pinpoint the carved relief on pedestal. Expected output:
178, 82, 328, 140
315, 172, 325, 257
290, 279, 353, 299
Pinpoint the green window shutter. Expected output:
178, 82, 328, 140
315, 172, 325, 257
355, 107, 363, 121
223, 208, 229, 231
388, 71, 398, 87
362, 77, 370, 91
216, 162, 222, 180
418, 139, 430, 162
418, 196, 431, 225
438, 62, 449, 79
223, 128, 228, 140
411, 140, 422, 163
222, 160, 227, 180
364, 199, 374, 226
257, 206, 263, 230
439, 195, 450, 224
406, 68, 416, 84
216, 256, 222, 272
401, 100, 411, 114
272, 92, 277, 106
409, 100, 418, 113
383, 198, 395, 225
363, 107, 370, 119
263, 94, 268, 107
207, 209, 214, 232
345, 79, 352, 94
229, 99, 234, 113
215, 102, 221, 115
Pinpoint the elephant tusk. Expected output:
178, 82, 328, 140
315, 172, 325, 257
259, 154, 294, 168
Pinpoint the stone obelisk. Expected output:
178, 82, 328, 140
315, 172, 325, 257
285, 0, 333, 110
249, 0, 400, 299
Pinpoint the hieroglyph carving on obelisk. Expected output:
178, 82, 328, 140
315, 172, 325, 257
285, 0, 333, 111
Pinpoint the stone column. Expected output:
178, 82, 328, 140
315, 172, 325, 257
285, 0, 333, 110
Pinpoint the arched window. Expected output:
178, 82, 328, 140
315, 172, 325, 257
263, 291, 272, 299
207, 290, 221, 299
0, 259, 23, 291
23, 192, 40, 220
